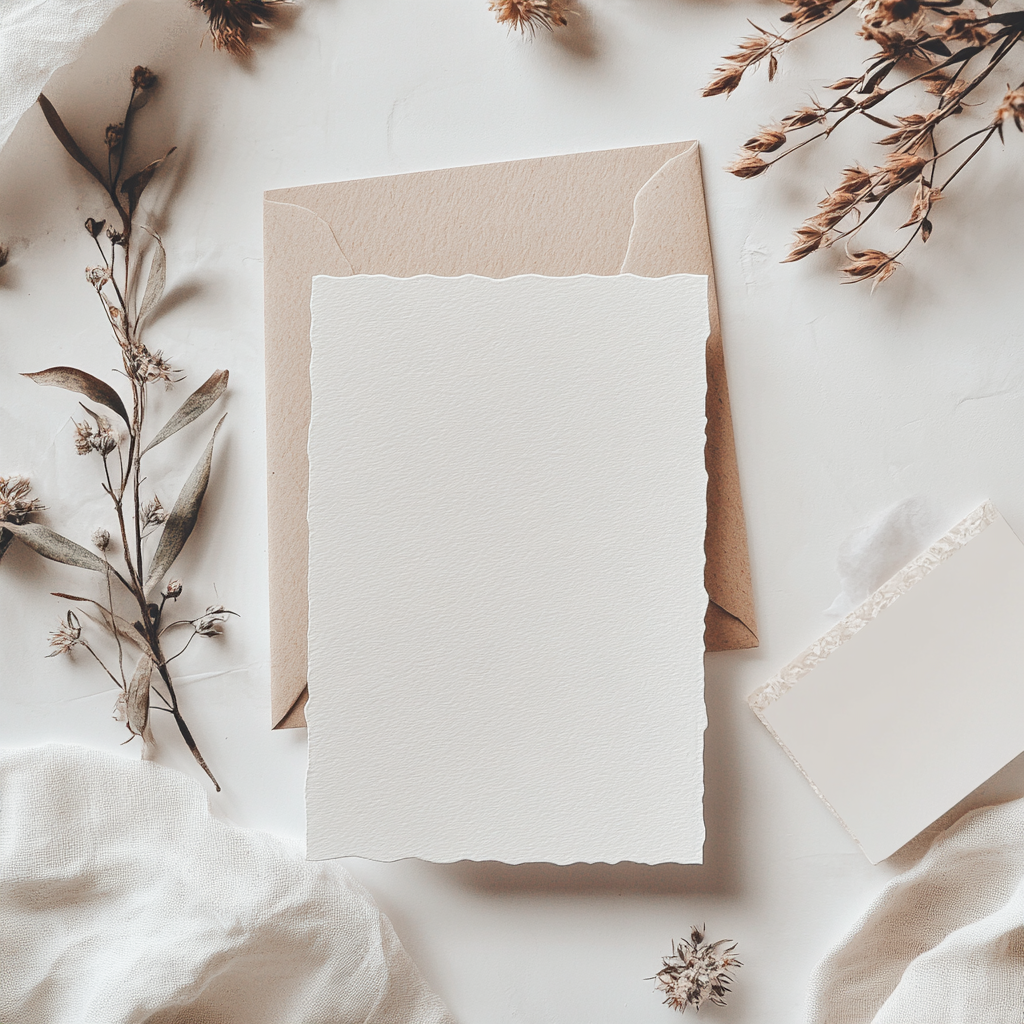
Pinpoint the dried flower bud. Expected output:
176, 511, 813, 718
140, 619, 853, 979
164, 579, 183, 600
91, 528, 111, 550
840, 248, 900, 287
47, 611, 83, 657
85, 265, 112, 291
84, 218, 106, 238
879, 151, 927, 189
192, 605, 238, 637
654, 927, 742, 1013
489, 0, 569, 34
782, 105, 826, 130
726, 152, 770, 178
132, 347, 181, 388
104, 123, 125, 150
73, 415, 118, 457
106, 227, 127, 246
131, 65, 157, 90
742, 125, 787, 153
143, 496, 169, 528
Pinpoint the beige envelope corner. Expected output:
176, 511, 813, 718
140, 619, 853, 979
264, 141, 758, 729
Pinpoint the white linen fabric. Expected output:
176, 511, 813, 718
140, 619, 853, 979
0, 744, 455, 1024
0, 0, 137, 152
808, 797, 1024, 1023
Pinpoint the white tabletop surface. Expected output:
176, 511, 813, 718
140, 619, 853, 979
3, 2, 1024, 1022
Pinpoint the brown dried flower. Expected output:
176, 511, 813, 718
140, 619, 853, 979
858, 0, 921, 29
73, 414, 118, 457
654, 927, 742, 1014
840, 248, 901, 286
85, 265, 112, 291
190, 0, 288, 57
132, 347, 181, 388
938, 13, 991, 46
995, 86, 1024, 131
47, 611, 83, 657
726, 152, 770, 178
743, 125, 788, 153
490, 0, 569, 33
164, 579, 184, 600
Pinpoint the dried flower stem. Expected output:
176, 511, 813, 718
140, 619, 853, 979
706, 0, 1024, 284
3, 71, 234, 790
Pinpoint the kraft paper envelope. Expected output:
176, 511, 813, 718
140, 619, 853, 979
264, 141, 757, 730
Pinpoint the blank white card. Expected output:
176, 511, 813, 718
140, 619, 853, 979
306, 274, 709, 864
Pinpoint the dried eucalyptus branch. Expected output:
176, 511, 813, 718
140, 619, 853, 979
705, 0, 1024, 285
1, 68, 233, 791
653, 927, 742, 1014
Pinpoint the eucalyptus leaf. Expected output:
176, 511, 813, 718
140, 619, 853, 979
146, 415, 226, 590
23, 367, 130, 426
37, 94, 108, 191
137, 226, 166, 327
143, 370, 228, 454
5, 523, 107, 573
126, 655, 153, 736
120, 148, 176, 217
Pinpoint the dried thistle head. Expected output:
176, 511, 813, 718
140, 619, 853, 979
489, 0, 570, 34
131, 347, 181, 388
0, 476, 45, 525
91, 528, 111, 551
47, 611, 83, 657
190, 0, 288, 57
654, 926, 742, 1014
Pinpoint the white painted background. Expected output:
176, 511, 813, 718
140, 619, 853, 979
2, 2, 1024, 1021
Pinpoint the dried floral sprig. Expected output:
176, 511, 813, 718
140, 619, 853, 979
705, 0, 1024, 285
653, 926, 742, 1014
190, 0, 289, 57
489, 0, 570, 34
2, 69, 235, 790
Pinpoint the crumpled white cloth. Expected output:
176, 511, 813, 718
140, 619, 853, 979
0, 0, 136, 153
0, 744, 455, 1024
825, 497, 942, 618
808, 797, 1024, 1023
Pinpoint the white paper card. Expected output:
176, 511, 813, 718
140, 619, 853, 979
752, 502, 1024, 864
306, 274, 710, 864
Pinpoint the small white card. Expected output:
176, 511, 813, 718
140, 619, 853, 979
752, 502, 1024, 863
305, 273, 710, 864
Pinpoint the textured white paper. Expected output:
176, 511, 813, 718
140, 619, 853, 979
306, 274, 709, 864
752, 502, 1024, 864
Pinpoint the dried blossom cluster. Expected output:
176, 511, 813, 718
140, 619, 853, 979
189, 0, 289, 57
706, 0, 1024, 284
2, 68, 235, 790
653, 927, 742, 1014
489, 0, 570, 33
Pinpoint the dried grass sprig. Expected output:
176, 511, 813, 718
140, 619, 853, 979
653, 926, 742, 1014
706, 0, 1024, 284
2, 70, 236, 790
